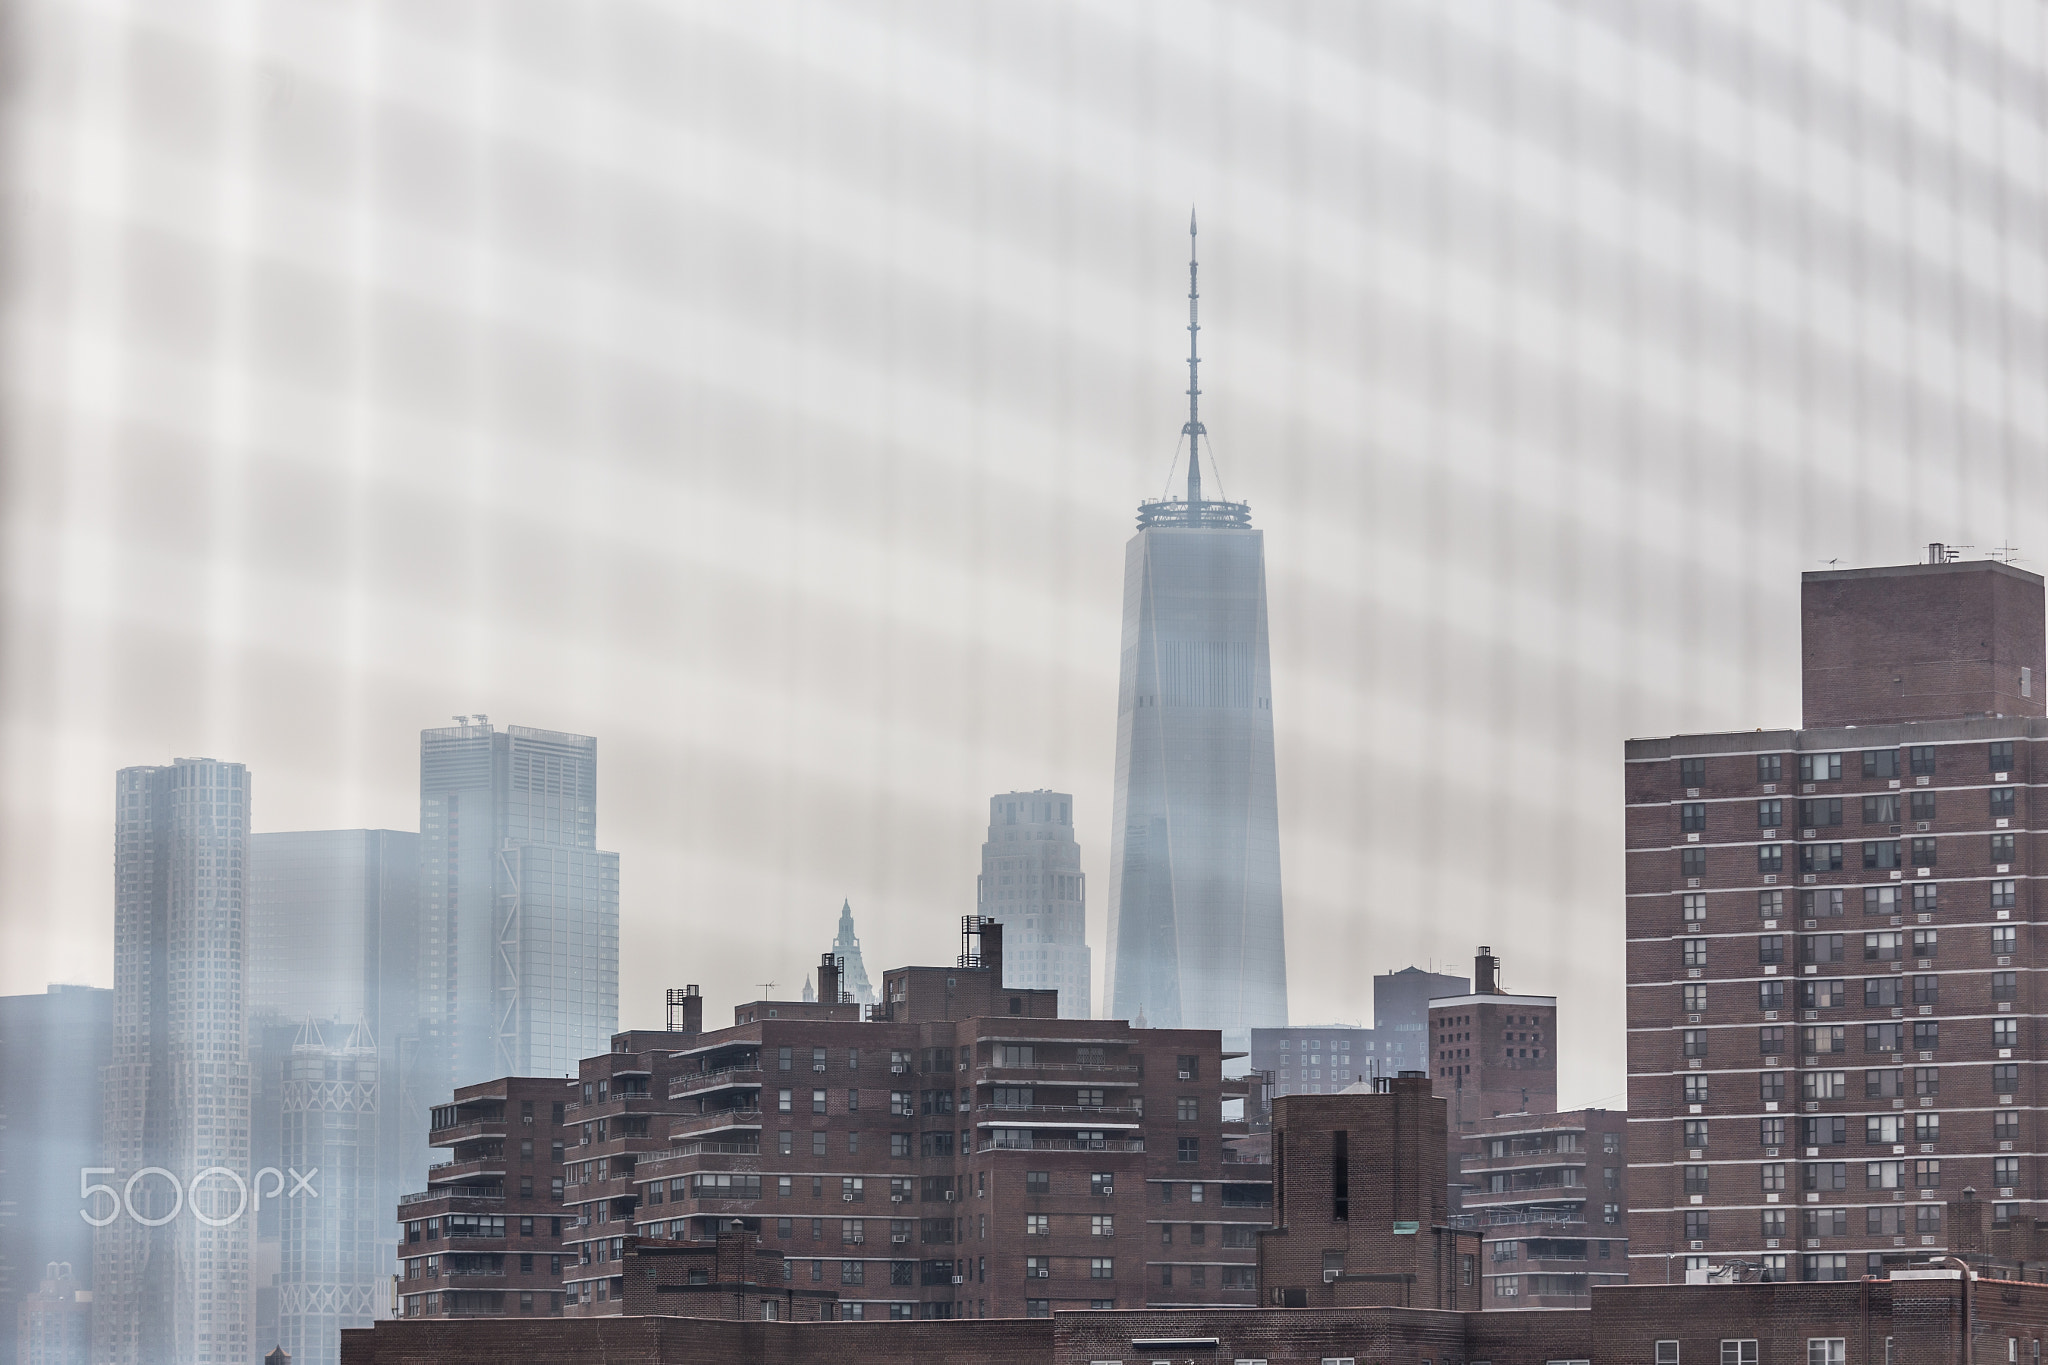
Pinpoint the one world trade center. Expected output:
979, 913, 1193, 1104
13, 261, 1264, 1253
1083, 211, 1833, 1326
1104, 216, 1287, 1050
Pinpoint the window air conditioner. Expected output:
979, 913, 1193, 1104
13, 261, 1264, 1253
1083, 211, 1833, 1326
843, 1194, 854, 1203
951, 1275, 965, 1285
813, 1064, 826, 1073
944, 1190, 956, 1201
891, 1065, 908, 1074
890, 1195, 905, 1203
1177, 1071, 1193, 1081
1322, 1269, 1341, 1283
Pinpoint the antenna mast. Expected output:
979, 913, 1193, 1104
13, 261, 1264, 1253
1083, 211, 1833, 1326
1184, 209, 1204, 517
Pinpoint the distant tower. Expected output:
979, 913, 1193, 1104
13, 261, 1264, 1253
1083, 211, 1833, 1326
276, 1019, 380, 1365
801, 976, 816, 1003
97, 758, 254, 1365
418, 719, 619, 1092
977, 791, 1091, 1018
830, 900, 876, 1007
1104, 215, 1287, 1050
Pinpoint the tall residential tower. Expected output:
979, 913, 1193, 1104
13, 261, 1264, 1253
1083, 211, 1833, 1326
1105, 218, 1287, 1046
975, 790, 1090, 1017
419, 720, 619, 1095
96, 758, 253, 1365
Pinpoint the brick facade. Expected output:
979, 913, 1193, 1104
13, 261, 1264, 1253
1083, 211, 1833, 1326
1456, 1107, 1629, 1309
1257, 1078, 1483, 1312
395, 1075, 570, 1319
1628, 560, 2048, 1286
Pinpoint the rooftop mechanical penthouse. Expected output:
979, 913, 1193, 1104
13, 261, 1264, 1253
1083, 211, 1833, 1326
1626, 556, 2048, 1285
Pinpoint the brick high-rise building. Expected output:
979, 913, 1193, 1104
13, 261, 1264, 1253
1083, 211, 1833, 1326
1429, 948, 1559, 1127
1453, 1108, 1629, 1309
975, 792, 1090, 1018
546, 924, 1270, 1319
96, 758, 253, 1365
1626, 556, 2047, 1285
396, 1075, 570, 1320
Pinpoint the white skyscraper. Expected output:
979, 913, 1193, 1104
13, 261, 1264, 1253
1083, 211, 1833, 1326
97, 758, 253, 1365
418, 719, 619, 1094
1104, 221, 1287, 1048
976, 791, 1090, 1018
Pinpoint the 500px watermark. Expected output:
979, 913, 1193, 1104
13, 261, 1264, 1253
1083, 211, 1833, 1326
79, 1167, 318, 1227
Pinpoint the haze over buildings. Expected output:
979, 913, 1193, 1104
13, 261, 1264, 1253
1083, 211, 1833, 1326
975, 791, 1090, 1017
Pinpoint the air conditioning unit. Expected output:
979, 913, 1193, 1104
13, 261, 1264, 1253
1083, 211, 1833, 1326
843, 1194, 854, 1203
890, 1195, 905, 1203
848, 1235, 863, 1244
1177, 1071, 1193, 1081
951, 1275, 965, 1285
1322, 1269, 1341, 1284
813, 1064, 826, 1073
944, 1190, 956, 1201
891, 1065, 908, 1074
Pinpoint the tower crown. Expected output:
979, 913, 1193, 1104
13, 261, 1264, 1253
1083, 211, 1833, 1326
1137, 211, 1251, 531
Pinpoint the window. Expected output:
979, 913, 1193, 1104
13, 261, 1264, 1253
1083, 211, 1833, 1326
1995, 1156, 2020, 1187
1801, 797, 1843, 827
1910, 838, 1936, 868
1865, 1068, 1903, 1098
1681, 849, 1707, 878
1176, 1098, 1198, 1121
1995, 1018, 2020, 1048
1864, 932, 1902, 962
1024, 1299, 1049, 1318
1683, 1120, 1709, 1148
1802, 1118, 1847, 1147
1802, 934, 1843, 964
1802, 844, 1843, 873
1995, 926, 2019, 955
1722, 1343, 1759, 1365
1681, 803, 1707, 831
1910, 791, 1936, 821
1024, 1257, 1049, 1279
1683, 1075, 1708, 1105
1681, 758, 1706, 787
1863, 795, 1900, 825
1864, 1023, 1903, 1053
1177, 1138, 1199, 1163
1761, 1162, 1786, 1192
1990, 741, 2015, 772
1759, 1072, 1786, 1103
1805, 888, 1845, 918
1992, 786, 2018, 818
1914, 1067, 1940, 1097
1808, 1339, 1847, 1364
813, 1089, 827, 1114
1684, 1165, 1710, 1194
1911, 975, 1938, 1005
1761, 1209, 1787, 1239
1801, 979, 1843, 1010
1025, 1214, 1047, 1236
1862, 750, 1900, 779
841, 1260, 864, 1285
1759, 755, 1783, 782
1683, 893, 1708, 924
1992, 833, 2017, 863
1995, 1063, 2019, 1093
1682, 1031, 1707, 1059
1803, 1025, 1844, 1054
1913, 1160, 1940, 1189
1909, 746, 1937, 776
1993, 971, 2017, 1002
1911, 928, 1937, 958
1091, 1173, 1113, 1198
779, 1047, 793, 1071
1993, 879, 2017, 909
778, 1089, 793, 1113
1863, 841, 1901, 870
1091, 1215, 1113, 1237
889, 1133, 910, 1158
1914, 1113, 1939, 1143
1684, 1210, 1709, 1240
1757, 844, 1783, 874
812, 1131, 827, 1157
1757, 798, 1782, 827
1683, 937, 1708, 968
1758, 980, 1785, 1011
1801, 1070, 1846, 1101
1799, 753, 1842, 781
1758, 935, 1784, 965
1758, 1027, 1785, 1055
1175, 1055, 1198, 1080
1759, 889, 1784, 917
1656, 1341, 1681, 1365
1089, 1257, 1113, 1279
1864, 977, 1903, 1007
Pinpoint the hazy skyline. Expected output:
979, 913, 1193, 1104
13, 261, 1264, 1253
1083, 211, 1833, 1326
7, 1, 2048, 1109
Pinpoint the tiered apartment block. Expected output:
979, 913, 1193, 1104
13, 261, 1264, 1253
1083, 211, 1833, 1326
1455, 1108, 1628, 1308
1626, 557, 2047, 1284
396, 1076, 570, 1319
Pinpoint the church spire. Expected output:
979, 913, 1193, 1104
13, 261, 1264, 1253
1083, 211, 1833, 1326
1183, 208, 1205, 515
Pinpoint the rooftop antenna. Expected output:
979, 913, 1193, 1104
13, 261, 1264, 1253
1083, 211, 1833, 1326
755, 981, 776, 999
1184, 208, 1205, 518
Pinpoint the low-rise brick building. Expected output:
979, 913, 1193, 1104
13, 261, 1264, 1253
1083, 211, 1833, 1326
1457, 1107, 1630, 1308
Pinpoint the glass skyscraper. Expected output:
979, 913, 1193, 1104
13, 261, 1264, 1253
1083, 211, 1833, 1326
419, 720, 618, 1093
1104, 226, 1286, 1047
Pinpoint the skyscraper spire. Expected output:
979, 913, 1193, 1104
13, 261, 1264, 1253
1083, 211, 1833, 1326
1183, 208, 1205, 514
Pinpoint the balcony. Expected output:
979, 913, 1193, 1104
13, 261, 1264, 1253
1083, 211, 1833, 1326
668, 1109, 764, 1138
977, 1062, 1141, 1081
660, 1140, 761, 1159
669, 1067, 764, 1101
400, 1186, 505, 1206
976, 1136, 1147, 1153
431, 1118, 506, 1145
978, 1103, 1143, 1121
429, 1158, 507, 1186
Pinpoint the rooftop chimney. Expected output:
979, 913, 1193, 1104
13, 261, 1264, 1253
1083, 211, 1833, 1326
1474, 947, 1501, 995
818, 954, 841, 1008
667, 985, 702, 1035
981, 920, 1004, 984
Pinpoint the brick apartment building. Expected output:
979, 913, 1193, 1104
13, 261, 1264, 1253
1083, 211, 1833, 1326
404, 923, 1272, 1322
1457, 1107, 1629, 1308
396, 1076, 571, 1318
1430, 947, 1559, 1125
346, 1066, 2048, 1365
1626, 555, 2048, 1284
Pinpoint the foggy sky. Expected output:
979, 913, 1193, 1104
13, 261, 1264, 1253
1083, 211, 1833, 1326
5, 0, 2047, 1107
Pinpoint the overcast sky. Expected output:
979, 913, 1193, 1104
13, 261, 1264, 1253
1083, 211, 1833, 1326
5, 0, 2046, 1107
